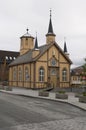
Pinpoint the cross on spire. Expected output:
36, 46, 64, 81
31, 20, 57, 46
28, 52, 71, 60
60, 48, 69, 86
50, 9, 52, 18
26, 28, 29, 34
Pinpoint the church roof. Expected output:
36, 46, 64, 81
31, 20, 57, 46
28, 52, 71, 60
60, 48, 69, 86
9, 42, 72, 66
20, 28, 34, 39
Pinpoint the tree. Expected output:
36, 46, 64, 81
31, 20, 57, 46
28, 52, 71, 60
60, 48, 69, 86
82, 58, 86, 91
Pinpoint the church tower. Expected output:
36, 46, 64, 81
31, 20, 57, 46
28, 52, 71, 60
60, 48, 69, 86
20, 29, 34, 55
46, 10, 56, 44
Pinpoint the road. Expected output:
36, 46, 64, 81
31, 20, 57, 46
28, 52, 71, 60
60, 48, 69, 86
0, 92, 86, 130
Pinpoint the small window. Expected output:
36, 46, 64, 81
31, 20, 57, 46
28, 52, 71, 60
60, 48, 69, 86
13, 68, 17, 81
39, 67, 44, 82
10, 57, 12, 60
25, 67, 29, 81
6, 56, 8, 60
14, 57, 16, 60
18, 68, 22, 81
62, 68, 67, 81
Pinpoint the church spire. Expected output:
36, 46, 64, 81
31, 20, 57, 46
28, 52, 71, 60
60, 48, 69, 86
64, 37, 67, 53
48, 9, 54, 34
34, 33, 38, 49
46, 10, 56, 44
64, 37, 69, 57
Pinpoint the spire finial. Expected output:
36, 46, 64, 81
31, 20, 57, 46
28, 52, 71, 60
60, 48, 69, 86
50, 8, 52, 18
26, 28, 29, 34
36, 31, 37, 37
64, 37, 66, 43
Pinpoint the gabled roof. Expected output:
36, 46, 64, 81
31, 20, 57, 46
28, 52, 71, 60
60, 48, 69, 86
71, 66, 83, 76
9, 42, 72, 66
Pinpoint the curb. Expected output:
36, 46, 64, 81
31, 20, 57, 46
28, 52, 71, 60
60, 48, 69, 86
0, 90, 86, 111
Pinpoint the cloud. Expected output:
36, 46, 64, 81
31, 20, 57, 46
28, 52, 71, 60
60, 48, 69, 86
0, 0, 86, 68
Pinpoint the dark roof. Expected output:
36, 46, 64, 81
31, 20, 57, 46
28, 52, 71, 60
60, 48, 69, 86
71, 66, 83, 76
20, 29, 34, 39
9, 42, 72, 66
0, 50, 19, 58
48, 17, 53, 33
0, 50, 19, 64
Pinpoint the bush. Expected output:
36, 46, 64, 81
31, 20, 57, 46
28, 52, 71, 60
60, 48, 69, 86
83, 92, 86, 96
58, 90, 65, 94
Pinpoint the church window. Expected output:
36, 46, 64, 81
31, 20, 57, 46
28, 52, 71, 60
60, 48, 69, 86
51, 58, 57, 66
18, 67, 22, 81
13, 68, 17, 81
39, 67, 44, 82
25, 67, 29, 81
62, 68, 67, 81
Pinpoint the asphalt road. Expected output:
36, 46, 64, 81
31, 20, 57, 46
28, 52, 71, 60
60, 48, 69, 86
0, 92, 86, 130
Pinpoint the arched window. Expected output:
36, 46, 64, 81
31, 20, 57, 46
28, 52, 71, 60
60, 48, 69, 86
62, 68, 67, 81
39, 67, 44, 82
25, 67, 29, 81
13, 68, 17, 81
18, 67, 22, 81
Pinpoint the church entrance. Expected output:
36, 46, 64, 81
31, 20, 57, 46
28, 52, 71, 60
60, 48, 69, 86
48, 67, 59, 88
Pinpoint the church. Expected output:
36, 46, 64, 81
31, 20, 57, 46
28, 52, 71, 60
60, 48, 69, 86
9, 11, 72, 88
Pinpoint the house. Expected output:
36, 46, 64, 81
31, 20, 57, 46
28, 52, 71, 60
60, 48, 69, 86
0, 50, 19, 82
9, 11, 72, 88
71, 66, 86, 86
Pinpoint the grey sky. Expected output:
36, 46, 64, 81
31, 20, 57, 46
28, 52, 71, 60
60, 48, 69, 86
0, 0, 86, 68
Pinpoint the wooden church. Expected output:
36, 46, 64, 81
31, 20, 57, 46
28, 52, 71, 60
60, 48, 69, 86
9, 11, 72, 88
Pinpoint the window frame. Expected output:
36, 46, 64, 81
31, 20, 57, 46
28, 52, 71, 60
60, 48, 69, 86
13, 68, 17, 81
39, 67, 45, 82
25, 67, 29, 81
62, 68, 67, 81
18, 67, 22, 81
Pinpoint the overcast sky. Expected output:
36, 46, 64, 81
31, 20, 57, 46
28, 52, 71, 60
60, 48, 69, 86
0, 0, 86, 68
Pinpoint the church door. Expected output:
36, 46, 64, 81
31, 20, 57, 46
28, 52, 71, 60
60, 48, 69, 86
48, 67, 59, 88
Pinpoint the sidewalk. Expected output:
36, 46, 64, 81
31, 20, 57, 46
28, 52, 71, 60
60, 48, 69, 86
0, 87, 86, 111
